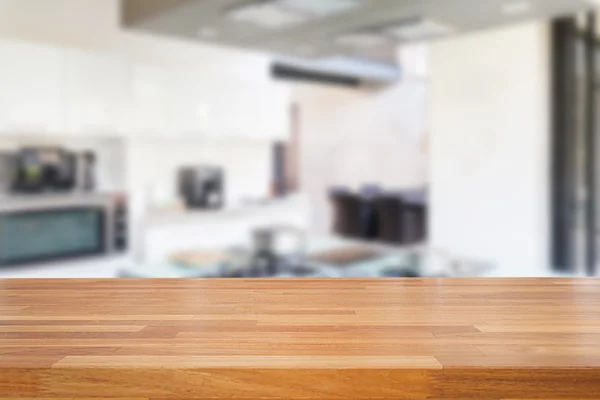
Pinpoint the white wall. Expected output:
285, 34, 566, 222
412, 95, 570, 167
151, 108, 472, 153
293, 76, 428, 232
128, 139, 271, 208
0, 0, 280, 207
429, 22, 551, 275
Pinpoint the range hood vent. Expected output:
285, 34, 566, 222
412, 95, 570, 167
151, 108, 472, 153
271, 63, 361, 87
270, 56, 400, 87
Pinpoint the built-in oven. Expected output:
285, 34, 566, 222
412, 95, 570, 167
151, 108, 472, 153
0, 193, 127, 267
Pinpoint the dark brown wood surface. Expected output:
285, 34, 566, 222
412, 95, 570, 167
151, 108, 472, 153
0, 278, 599, 399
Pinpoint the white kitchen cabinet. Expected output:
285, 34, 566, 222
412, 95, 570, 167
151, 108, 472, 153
169, 69, 290, 141
0, 37, 289, 141
208, 80, 245, 139
0, 39, 64, 134
130, 63, 172, 136
250, 81, 290, 141
207, 79, 290, 141
169, 68, 214, 137
64, 49, 129, 135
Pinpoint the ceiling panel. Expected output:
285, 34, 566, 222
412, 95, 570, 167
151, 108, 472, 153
123, 0, 597, 64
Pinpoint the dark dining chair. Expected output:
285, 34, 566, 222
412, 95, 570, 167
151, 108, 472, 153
373, 192, 406, 244
400, 189, 428, 244
330, 191, 363, 238
330, 188, 379, 240
373, 189, 428, 245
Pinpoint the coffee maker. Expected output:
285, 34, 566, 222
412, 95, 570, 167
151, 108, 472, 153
178, 166, 224, 209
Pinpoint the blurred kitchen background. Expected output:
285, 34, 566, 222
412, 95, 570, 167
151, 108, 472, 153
0, 0, 599, 279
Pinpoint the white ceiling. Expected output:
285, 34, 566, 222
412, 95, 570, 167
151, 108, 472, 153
123, 0, 597, 64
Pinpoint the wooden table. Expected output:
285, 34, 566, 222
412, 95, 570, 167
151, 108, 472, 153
1, 278, 599, 399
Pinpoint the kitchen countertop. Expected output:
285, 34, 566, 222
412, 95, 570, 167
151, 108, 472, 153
0, 191, 120, 212
142, 194, 309, 226
1, 278, 599, 399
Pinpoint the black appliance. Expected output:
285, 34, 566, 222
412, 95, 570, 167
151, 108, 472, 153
0, 194, 128, 266
11, 147, 75, 193
7, 147, 96, 194
178, 166, 224, 209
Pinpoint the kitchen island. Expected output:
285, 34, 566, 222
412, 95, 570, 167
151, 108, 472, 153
1, 278, 599, 399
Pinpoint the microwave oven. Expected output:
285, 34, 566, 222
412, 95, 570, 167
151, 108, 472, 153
0, 193, 127, 266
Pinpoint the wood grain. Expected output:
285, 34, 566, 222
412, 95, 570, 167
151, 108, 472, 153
0, 278, 599, 399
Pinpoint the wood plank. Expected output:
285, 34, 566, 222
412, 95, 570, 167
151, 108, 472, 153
53, 355, 442, 369
3, 368, 443, 399
0, 325, 146, 332
440, 368, 600, 399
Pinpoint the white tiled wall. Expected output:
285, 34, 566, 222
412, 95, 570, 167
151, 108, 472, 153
429, 22, 551, 275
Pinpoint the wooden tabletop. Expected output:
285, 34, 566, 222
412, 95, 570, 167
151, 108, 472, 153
1, 278, 599, 399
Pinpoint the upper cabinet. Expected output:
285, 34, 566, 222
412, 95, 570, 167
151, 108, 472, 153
175, 74, 291, 141
248, 80, 290, 141
130, 63, 172, 136
0, 39, 64, 134
64, 50, 129, 135
0, 40, 289, 141
169, 68, 214, 137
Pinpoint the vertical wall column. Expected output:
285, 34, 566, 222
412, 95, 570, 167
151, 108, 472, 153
584, 13, 597, 276
551, 18, 578, 272
551, 14, 598, 276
